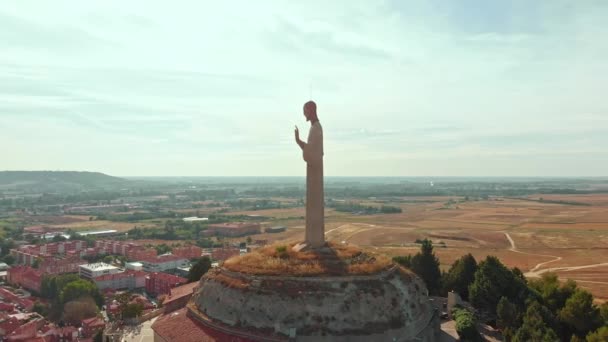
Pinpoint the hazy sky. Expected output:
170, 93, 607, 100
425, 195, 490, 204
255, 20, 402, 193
1, 1, 607, 177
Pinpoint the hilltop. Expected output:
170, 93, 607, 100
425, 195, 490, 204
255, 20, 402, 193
0, 171, 127, 191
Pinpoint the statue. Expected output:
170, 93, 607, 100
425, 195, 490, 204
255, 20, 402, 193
294, 101, 325, 249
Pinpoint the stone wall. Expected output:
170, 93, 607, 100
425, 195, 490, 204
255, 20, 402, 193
191, 266, 440, 341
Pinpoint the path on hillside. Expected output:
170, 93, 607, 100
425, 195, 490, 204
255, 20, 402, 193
503, 232, 563, 275
503, 232, 608, 284
324, 223, 376, 239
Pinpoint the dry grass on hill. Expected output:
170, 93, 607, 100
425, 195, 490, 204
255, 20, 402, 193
223, 242, 391, 276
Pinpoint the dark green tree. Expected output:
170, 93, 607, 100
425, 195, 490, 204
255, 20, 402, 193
468, 256, 529, 314
559, 289, 602, 338
528, 273, 577, 313
599, 302, 608, 325
32, 301, 49, 316
442, 253, 477, 300
452, 307, 481, 341
497, 296, 519, 330
392, 255, 412, 268
122, 303, 144, 319
188, 256, 212, 283
60, 279, 103, 308
408, 239, 441, 295
513, 301, 558, 342
2, 254, 15, 265
155, 243, 172, 255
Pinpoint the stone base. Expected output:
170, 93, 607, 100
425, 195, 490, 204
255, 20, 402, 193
191, 261, 440, 341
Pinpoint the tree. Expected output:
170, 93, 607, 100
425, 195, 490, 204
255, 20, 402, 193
188, 256, 212, 283
122, 303, 144, 319
32, 301, 49, 316
586, 326, 608, 342
155, 243, 172, 255
599, 302, 608, 325
52, 234, 67, 242
528, 273, 577, 313
442, 253, 477, 300
513, 301, 558, 342
497, 296, 519, 330
2, 254, 15, 265
62, 297, 98, 324
559, 289, 602, 338
392, 255, 411, 268
409, 239, 441, 295
452, 307, 481, 341
103, 255, 114, 264
468, 256, 529, 314
60, 279, 104, 308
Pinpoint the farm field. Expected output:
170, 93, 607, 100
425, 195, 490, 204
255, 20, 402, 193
239, 195, 608, 301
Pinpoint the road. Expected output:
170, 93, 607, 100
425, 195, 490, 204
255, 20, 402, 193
503, 232, 608, 284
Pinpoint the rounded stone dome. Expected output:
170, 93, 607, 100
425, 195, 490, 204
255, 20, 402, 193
187, 244, 439, 341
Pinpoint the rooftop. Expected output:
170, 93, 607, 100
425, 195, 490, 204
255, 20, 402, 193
146, 272, 187, 283
151, 308, 238, 342
164, 282, 198, 304
183, 217, 209, 222
94, 270, 146, 282
80, 262, 119, 272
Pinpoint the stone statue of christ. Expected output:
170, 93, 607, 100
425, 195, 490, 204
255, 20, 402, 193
294, 101, 325, 249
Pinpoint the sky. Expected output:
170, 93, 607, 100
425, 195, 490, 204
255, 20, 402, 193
1, 1, 607, 177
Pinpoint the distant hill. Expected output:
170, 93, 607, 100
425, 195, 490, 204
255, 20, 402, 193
0, 171, 127, 191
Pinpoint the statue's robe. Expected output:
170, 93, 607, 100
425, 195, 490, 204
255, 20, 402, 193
303, 121, 324, 247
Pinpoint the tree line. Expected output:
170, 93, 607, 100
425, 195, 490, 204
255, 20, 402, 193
394, 240, 608, 341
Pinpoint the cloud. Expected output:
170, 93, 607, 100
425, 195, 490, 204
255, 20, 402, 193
0, 1, 607, 176
0, 11, 116, 51
267, 16, 392, 61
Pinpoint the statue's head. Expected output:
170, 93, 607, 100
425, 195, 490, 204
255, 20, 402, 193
303, 101, 317, 122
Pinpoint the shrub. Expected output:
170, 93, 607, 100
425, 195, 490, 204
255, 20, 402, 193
275, 245, 288, 258
453, 307, 481, 341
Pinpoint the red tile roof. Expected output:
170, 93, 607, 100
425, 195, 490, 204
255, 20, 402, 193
147, 272, 187, 283
81, 316, 105, 327
164, 282, 198, 305
152, 308, 252, 342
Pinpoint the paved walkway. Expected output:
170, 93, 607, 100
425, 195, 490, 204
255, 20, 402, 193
121, 317, 157, 342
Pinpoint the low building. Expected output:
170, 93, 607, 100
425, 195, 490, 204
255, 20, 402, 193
163, 282, 199, 314
0, 312, 45, 339
172, 245, 202, 260
6, 266, 42, 293
79, 262, 121, 280
93, 270, 147, 290
140, 255, 189, 273
145, 272, 187, 296
81, 316, 106, 338
40, 255, 87, 275
0, 287, 35, 311
266, 226, 286, 233
206, 222, 261, 237
182, 217, 208, 222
